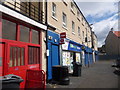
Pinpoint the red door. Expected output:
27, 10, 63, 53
0, 43, 5, 76
7, 43, 28, 88
27, 46, 40, 70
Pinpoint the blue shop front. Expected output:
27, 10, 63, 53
62, 39, 83, 73
47, 30, 60, 80
84, 46, 93, 66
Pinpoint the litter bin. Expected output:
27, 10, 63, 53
0, 74, 23, 90
52, 65, 61, 82
52, 65, 70, 85
73, 62, 82, 76
59, 66, 70, 85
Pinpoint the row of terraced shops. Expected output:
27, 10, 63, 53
0, 1, 98, 89
47, 30, 99, 80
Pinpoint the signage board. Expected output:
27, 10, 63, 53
60, 32, 66, 44
60, 32, 66, 38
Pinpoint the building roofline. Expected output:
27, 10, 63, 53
72, 0, 91, 28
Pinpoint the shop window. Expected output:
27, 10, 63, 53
9, 47, 25, 67
32, 29, 39, 44
2, 19, 17, 40
20, 25, 30, 42
28, 46, 40, 64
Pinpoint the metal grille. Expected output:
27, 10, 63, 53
1, 0, 44, 23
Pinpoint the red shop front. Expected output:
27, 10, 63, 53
0, 15, 43, 88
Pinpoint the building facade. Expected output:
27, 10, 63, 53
0, 0, 98, 87
105, 31, 120, 59
0, 1, 47, 88
46, 0, 98, 80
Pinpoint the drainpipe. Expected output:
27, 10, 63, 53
45, 0, 48, 82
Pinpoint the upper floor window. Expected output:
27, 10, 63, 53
62, 0, 67, 6
71, 2, 74, 10
72, 21, 75, 33
77, 11, 80, 17
78, 27, 80, 36
52, 3, 56, 18
82, 17, 84, 21
62, 12, 67, 27
82, 31, 84, 40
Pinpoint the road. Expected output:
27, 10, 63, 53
47, 60, 119, 88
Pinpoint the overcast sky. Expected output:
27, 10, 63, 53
75, 1, 119, 47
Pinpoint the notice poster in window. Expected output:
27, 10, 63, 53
76, 53, 81, 63
62, 51, 71, 66
62, 51, 67, 66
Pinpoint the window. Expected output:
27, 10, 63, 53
72, 21, 75, 33
82, 17, 83, 21
9, 47, 25, 67
52, 3, 56, 17
77, 11, 80, 17
32, 29, 39, 44
62, 0, 67, 5
20, 25, 30, 42
62, 12, 67, 27
71, 2, 74, 10
28, 46, 40, 64
2, 19, 17, 40
82, 31, 84, 40
78, 27, 80, 36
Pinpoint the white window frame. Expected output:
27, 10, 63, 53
52, 3, 56, 18
62, 12, 67, 28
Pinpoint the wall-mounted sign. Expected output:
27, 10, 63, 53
60, 32, 66, 44
60, 32, 66, 38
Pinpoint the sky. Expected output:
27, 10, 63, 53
75, 1, 119, 47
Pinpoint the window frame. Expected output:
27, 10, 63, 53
78, 27, 80, 37
62, 12, 67, 28
52, 3, 56, 18
1, 17, 40, 45
71, 2, 74, 10
72, 21, 75, 33
77, 10, 80, 17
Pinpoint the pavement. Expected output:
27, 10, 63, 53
46, 60, 119, 88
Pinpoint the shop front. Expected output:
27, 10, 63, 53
47, 30, 60, 80
62, 39, 82, 73
84, 46, 93, 66
0, 14, 46, 88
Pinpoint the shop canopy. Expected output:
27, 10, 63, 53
68, 40, 83, 52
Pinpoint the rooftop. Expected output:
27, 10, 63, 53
113, 31, 120, 37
